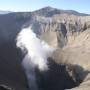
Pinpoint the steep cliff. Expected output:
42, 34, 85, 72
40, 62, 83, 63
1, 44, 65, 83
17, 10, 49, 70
31, 13, 90, 48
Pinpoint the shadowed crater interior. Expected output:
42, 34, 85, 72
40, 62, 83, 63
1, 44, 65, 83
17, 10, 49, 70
35, 58, 89, 90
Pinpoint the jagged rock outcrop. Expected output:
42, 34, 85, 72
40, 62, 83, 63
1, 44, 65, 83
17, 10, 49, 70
31, 14, 90, 48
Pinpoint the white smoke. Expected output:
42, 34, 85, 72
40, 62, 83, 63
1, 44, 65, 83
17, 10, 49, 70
16, 27, 56, 90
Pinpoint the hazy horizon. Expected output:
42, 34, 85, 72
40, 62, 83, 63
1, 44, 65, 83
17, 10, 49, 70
0, 0, 90, 14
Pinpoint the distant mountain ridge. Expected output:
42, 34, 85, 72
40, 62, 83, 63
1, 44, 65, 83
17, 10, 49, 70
0, 6, 89, 16
0, 10, 12, 14
32, 6, 90, 17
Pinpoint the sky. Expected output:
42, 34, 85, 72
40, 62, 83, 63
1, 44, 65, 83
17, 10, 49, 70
0, 0, 90, 14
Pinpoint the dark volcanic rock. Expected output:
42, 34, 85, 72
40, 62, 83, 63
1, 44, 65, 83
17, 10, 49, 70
0, 41, 28, 90
0, 85, 12, 90
36, 58, 77, 90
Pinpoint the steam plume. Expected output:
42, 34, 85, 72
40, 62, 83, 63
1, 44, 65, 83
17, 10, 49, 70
16, 27, 56, 90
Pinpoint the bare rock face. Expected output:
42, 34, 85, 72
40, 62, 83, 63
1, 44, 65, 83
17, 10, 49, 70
31, 14, 90, 48
51, 29, 90, 90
